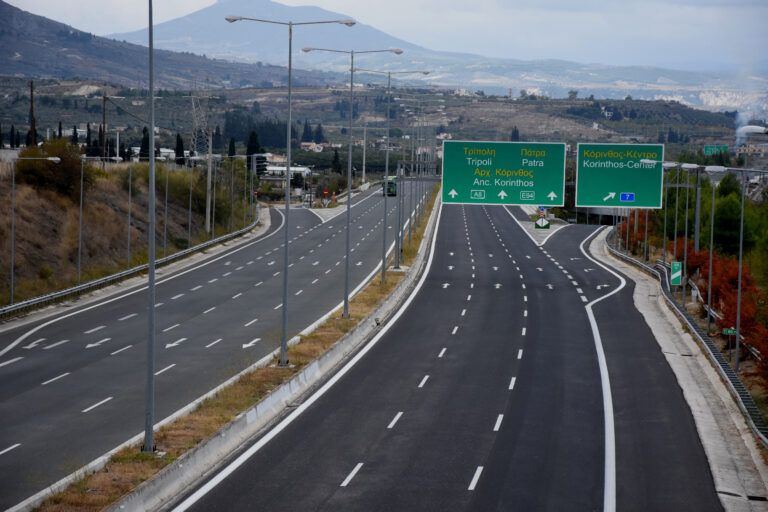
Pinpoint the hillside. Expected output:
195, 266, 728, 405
0, 0, 341, 90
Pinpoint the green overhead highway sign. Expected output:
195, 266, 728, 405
575, 143, 664, 208
704, 145, 728, 156
442, 140, 565, 206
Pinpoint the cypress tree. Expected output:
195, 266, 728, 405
86, 123, 92, 155
58, 121, 62, 139
175, 133, 185, 165
0, 123, 3, 148
313, 123, 326, 143
246, 131, 261, 171
139, 127, 149, 159
14, 130, 20, 148
332, 149, 341, 174
71, 124, 78, 145
228, 137, 236, 157
9, 125, 15, 148
301, 120, 313, 142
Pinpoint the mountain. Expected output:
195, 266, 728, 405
0, 0, 341, 89
109, 0, 768, 116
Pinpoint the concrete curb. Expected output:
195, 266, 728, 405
107, 192, 442, 512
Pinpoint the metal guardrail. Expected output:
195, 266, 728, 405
605, 229, 768, 448
0, 210, 265, 319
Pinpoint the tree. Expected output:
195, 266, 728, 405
139, 127, 149, 159
246, 131, 261, 171
58, 121, 62, 139
510, 126, 520, 142
301, 120, 313, 142
331, 149, 341, 174
228, 137, 236, 157
213, 125, 224, 152
717, 172, 741, 198
313, 123, 326, 143
251, 100, 261, 114
9, 125, 15, 148
567, 90, 578, 100
71, 124, 78, 145
175, 133, 185, 165
14, 129, 20, 148
86, 123, 92, 155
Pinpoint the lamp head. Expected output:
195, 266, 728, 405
390, 48, 404, 55
225, 15, 242, 23
339, 18, 356, 27
302, 47, 315, 53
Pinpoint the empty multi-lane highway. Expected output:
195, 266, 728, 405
172, 203, 720, 512
0, 182, 431, 509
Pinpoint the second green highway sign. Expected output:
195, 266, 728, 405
442, 141, 565, 206
575, 143, 664, 208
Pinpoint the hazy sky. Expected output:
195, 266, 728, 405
8, 0, 768, 72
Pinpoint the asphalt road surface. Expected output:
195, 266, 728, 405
173, 203, 721, 512
0, 180, 434, 509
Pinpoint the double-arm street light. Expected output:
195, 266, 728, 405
302, 46, 403, 317
353, 68, 429, 284
9, 156, 60, 305
227, 15, 356, 365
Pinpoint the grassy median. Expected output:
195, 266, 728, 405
34, 185, 439, 511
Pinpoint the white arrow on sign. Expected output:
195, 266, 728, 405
165, 337, 187, 349
442, 283, 450, 289
23, 338, 45, 350
242, 338, 261, 349
498, 190, 508, 199
547, 191, 557, 200
603, 192, 616, 201
448, 189, 458, 198
86, 337, 111, 349
546, 284, 554, 290
493, 283, 502, 289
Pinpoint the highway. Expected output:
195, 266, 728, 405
172, 204, 721, 512
0, 181, 431, 510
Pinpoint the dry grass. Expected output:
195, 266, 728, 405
33, 185, 440, 512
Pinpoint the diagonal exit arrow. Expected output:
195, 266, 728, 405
603, 192, 616, 201
242, 338, 261, 349
165, 337, 187, 349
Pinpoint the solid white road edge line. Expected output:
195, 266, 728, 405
579, 226, 624, 512
170, 201, 444, 512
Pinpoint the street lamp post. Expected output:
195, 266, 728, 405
10, 156, 60, 304
228, 15, 355, 363
303, 46, 403, 318
704, 165, 725, 335
354, 68, 429, 284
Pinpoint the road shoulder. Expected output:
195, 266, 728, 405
590, 229, 768, 512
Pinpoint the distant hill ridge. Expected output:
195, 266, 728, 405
0, 0, 340, 89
